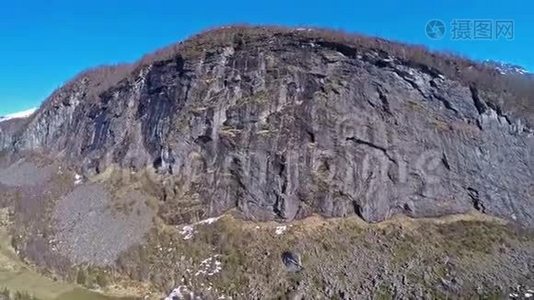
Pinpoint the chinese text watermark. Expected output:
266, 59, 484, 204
426, 19, 514, 40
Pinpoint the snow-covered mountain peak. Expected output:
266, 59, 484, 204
0, 107, 37, 123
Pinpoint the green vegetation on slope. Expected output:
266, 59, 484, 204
116, 213, 534, 299
0, 209, 139, 300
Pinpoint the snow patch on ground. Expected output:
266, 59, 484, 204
198, 217, 221, 225
180, 225, 195, 240
74, 173, 83, 185
165, 284, 229, 300
179, 216, 222, 240
509, 286, 534, 299
194, 255, 222, 277
275, 225, 287, 235
165, 255, 226, 299
165, 286, 194, 300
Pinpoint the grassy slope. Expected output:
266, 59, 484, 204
0, 208, 138, 300
2, 187, 534, 299
116, 212, 534, 299
2, 162, 533, 299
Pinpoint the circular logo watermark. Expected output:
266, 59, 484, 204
425, 19, 446, 40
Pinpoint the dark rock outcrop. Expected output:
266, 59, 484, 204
1, 26, 533, 227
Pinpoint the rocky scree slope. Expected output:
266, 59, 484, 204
1, 26, 533, 227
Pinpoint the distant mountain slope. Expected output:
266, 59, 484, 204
483, 60, 530, 76
0, 107, 37, 123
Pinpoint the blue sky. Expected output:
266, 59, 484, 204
0, 0, 532, 115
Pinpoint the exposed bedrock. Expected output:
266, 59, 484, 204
1, 28, 533, 227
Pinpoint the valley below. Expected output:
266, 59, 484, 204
0, 211, 136, 300
0, 158, 533, 299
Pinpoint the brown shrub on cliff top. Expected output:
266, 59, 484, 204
40, 25, 534, 124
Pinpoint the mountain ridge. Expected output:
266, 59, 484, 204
1, 25, 534, 299
0, 107, 37, 123
22, 26, 534, 128
1, 25, 533, 226
483, 59, 531, 76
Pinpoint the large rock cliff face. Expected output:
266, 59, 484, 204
1, 27, 533, 227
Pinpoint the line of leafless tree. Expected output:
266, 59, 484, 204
42, 25, 534, 125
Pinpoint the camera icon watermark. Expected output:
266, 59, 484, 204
425, 19, 446, 40
425, 19, 514, 41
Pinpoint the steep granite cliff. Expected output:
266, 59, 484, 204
1, 26, 533, 228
